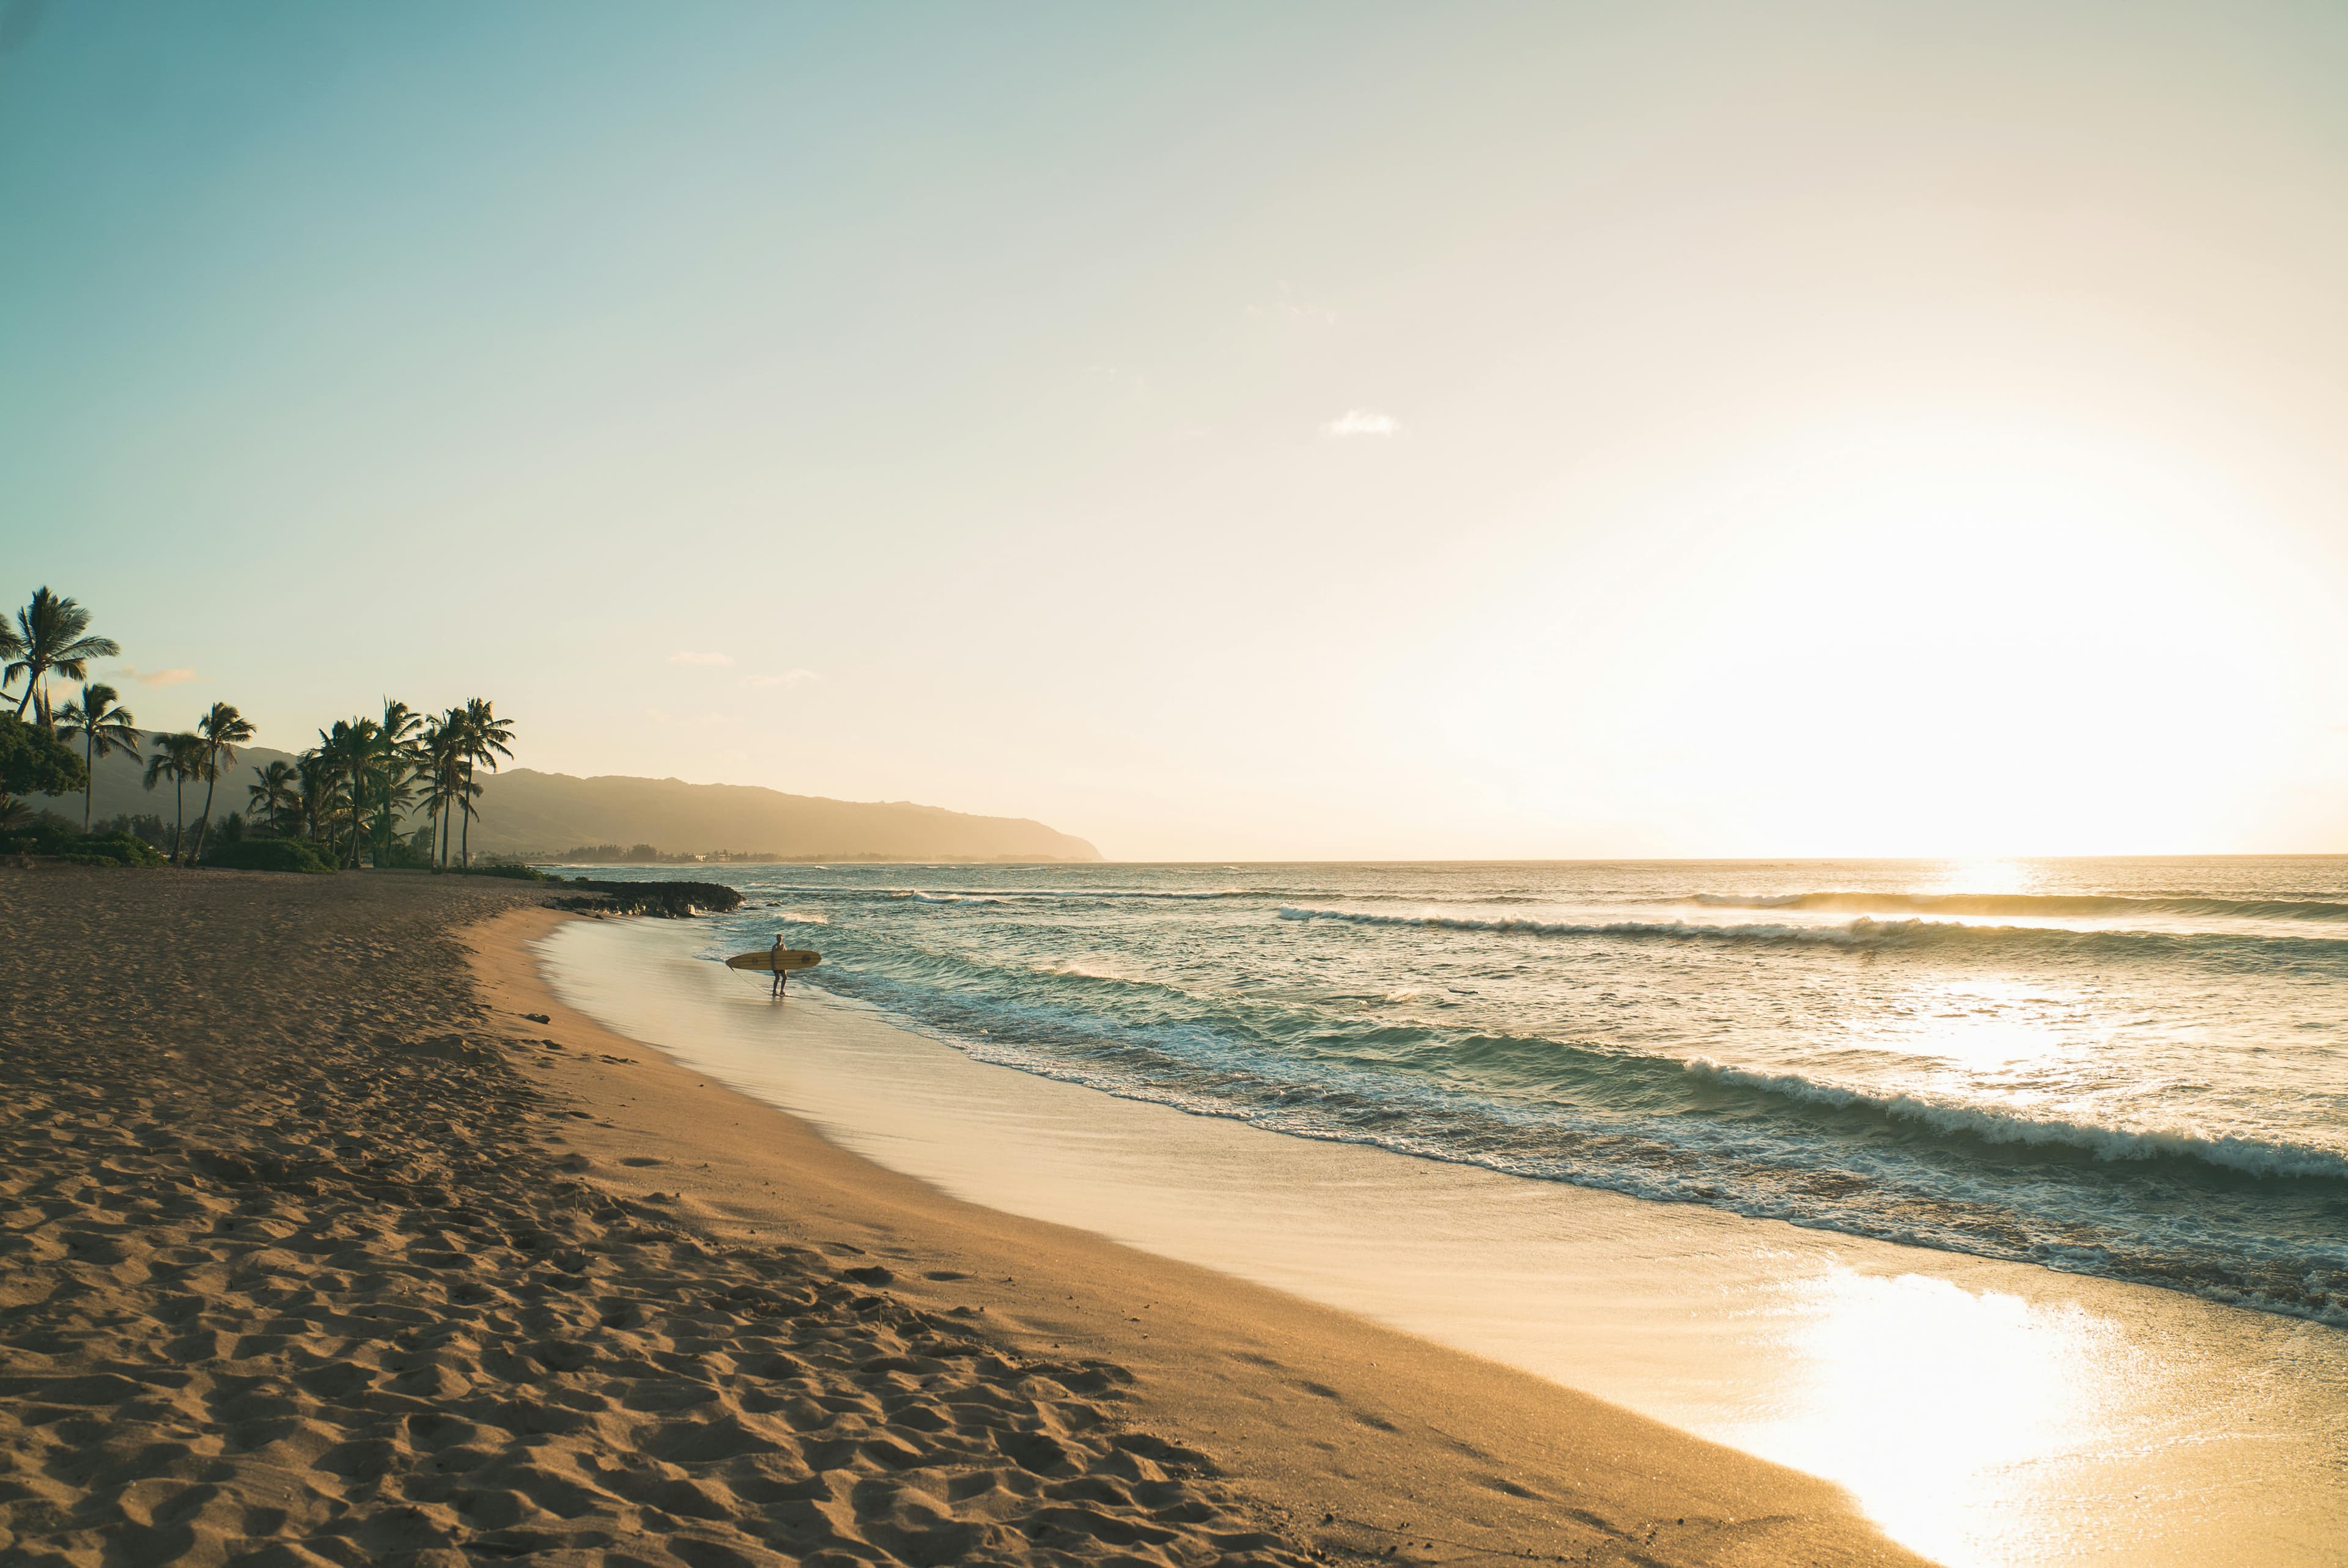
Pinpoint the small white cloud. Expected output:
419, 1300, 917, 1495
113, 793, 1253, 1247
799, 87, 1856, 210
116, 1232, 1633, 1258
666, 650, 734, 666
1249, 283, 1337, 325
1252, 301, 1337, 324
119, 666, 196, 686
1321, 409, 1398, 438
741, 669, 818, 688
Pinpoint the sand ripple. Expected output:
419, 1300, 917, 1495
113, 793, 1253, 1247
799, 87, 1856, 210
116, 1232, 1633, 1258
0, 867, 1306, 1568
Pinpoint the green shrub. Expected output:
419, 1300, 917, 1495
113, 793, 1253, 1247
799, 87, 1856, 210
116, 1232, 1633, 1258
452, 861, 545, 881
59, 832, 167, 868
2, 814, 81, 858
2, 826, 168, 867
204, 837, 337, 875
372, 834, 434, 869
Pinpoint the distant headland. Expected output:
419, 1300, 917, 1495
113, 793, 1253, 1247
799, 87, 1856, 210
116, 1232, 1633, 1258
53, 746, 1101, 864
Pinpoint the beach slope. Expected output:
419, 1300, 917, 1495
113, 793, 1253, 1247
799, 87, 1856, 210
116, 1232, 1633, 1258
481, 907, 1930, 1568
0, 870, 1287, 1566
0, 869, 1927, 1567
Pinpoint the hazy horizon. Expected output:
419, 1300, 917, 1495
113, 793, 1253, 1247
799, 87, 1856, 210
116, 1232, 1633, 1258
10, 2, 2348, 860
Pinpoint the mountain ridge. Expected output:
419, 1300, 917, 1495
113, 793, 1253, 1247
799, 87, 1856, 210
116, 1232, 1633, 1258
41, 749, 1101, 863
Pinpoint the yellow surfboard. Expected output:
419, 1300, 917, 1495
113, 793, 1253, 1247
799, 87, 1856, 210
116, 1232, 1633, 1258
726, 948, 822, 973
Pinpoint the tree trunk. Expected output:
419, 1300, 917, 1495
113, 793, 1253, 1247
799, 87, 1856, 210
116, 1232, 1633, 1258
460, 762, 473, 867
171, 775, 185, 864
83, 732, 94, 833
191, 750, 219, 863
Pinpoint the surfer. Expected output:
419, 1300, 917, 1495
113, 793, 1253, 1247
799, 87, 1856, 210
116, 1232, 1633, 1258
770, 933, 789, 996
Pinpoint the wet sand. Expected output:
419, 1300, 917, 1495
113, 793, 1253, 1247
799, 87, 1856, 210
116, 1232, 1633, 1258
538, 914, 2348, 1568
0, 868, 1925, 1567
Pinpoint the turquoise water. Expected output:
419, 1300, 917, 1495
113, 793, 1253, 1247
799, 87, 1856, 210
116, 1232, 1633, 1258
572, 858, 2348, 1325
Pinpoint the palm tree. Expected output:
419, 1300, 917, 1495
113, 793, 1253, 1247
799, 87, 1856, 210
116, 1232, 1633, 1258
457, 697, 514, 869
418, 709, 465, 870
0, 617, 22, 711
310, 718, 385, 868
189, 702, 256, 863
370, 699, 424, 861
143, 733, 204, 863
7, 589, 122, 730
296, 751, 330, 849
381, 698, 424, 756
53, 683, 144, 832
246, 759, 300, 836
341, 717, 385, 867
309, 728, 349, 863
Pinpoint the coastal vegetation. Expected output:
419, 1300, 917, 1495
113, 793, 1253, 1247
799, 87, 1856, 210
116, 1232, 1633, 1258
0, 586, 517, 873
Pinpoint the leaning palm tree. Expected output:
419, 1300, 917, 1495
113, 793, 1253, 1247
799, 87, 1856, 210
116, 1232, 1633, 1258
143, 733, 204, 863
246, 759, 300, 837
7, 589, 122, 730
457, 698, 514, 868
53, 683, 144, 831
188, 702, 256, 863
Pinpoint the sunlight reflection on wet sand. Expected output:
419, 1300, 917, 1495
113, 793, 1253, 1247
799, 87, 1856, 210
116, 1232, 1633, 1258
543, 918, 2348, 1568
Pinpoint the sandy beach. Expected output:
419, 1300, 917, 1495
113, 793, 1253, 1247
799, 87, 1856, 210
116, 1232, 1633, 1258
1, 868, 1925, 1567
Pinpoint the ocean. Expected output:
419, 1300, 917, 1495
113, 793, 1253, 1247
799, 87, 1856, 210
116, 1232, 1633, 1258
618, 857, 2348, 1327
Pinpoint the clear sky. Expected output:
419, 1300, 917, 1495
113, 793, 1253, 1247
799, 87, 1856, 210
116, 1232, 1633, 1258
7, 1, 2348, 859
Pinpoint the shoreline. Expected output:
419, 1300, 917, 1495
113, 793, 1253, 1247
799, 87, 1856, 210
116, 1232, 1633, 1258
527, 907, 2348, 1568
475, 904, 1933, 1566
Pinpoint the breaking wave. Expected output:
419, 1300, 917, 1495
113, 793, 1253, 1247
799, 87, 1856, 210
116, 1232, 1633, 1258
1684, 1058, 2348, 1183
1275, 904, 2348, 961
1691, 890, 2348, 921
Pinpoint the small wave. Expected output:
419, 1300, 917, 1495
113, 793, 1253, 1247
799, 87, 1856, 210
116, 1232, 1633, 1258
771, 910, 829, 926
1691, 891, 2348, 921
1280, 905, 1944, 946
1034, 959, 1141, 982
1683, 1058, 2348, 1182
1274, 905, 2348, 959
767, 885, 1258, 902
983, 886, 1260, 902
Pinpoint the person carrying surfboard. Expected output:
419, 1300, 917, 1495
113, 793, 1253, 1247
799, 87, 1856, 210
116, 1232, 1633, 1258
769, 933, 789, 996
